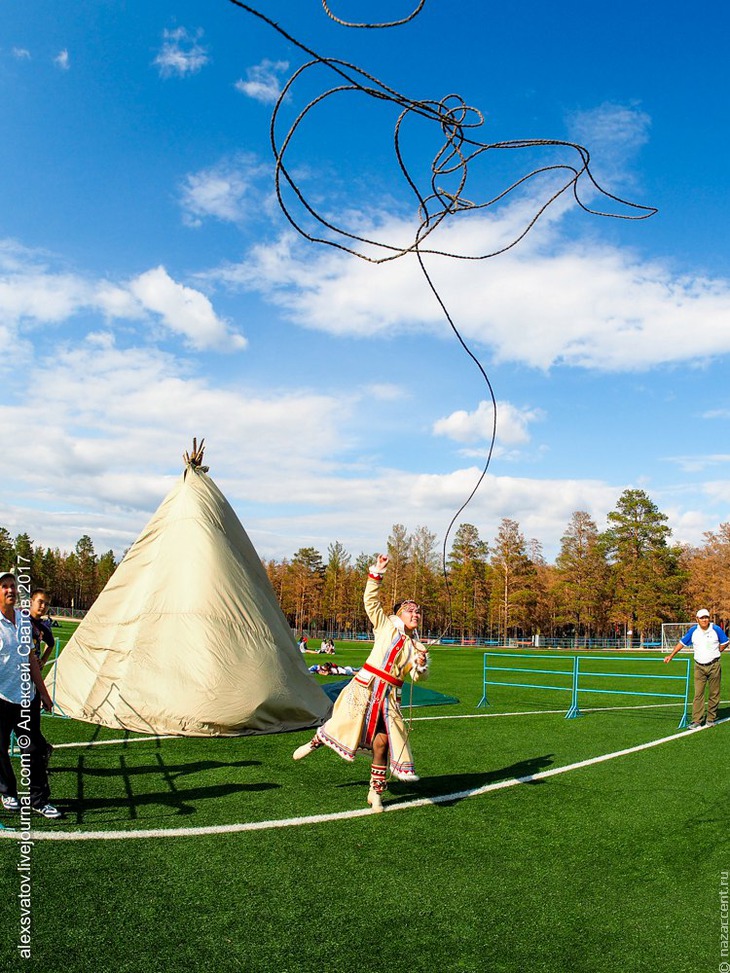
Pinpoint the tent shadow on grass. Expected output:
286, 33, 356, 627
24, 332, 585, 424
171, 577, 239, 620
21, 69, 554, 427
335, 753, 555, 805
51, 758, 263, 778
57, 753, 280, 824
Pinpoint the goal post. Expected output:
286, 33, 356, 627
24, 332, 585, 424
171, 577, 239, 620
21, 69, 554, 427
661, 622, 692, 653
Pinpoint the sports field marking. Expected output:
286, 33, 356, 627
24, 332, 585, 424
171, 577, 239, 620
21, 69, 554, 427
2, 716, 725, 842
43, 698, 713, 748
411, 700, 707, 721
412, 708, 566, 721
50, 735, 180, 750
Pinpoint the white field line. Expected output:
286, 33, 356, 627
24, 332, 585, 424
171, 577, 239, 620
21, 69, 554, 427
50, 735, 180, 749
2, 715, 726, 842
40, 697, 713, 747
411, 700, 712, 721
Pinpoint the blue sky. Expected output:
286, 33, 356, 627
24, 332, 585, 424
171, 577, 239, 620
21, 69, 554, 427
1, 0, 729, 563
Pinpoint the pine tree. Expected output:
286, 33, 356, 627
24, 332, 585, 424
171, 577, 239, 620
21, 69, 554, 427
95, 550, 118, 596
287, 547, 325, 634
323, 541, 351, 635
384, 524, 411, 609
490, 519, 538, 641
555, 511, 611, 641
448, 524, 490, 640
409, 526, 442, 633
75, 535, 98, 609
40, 548, 60, 598
601, 489, 684, 643
681, 523, 730, 627
0, 528, 14, 571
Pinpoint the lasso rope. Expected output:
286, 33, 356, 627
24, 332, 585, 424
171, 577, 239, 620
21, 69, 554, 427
322, 0, 426, 29
225, 0, 656, 638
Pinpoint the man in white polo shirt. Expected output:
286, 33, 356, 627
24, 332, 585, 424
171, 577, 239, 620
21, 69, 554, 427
664, 608, 728, 728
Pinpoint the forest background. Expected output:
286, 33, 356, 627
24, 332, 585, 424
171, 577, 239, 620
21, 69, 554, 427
4, 487, 729, 644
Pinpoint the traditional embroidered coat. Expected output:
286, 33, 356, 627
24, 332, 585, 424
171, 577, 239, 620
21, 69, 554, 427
316, 568, 429, 777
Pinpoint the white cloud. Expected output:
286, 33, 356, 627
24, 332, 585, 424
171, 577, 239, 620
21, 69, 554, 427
153, 27, 208, 78
179, 154, 268, 227
53, 49, 70, 70
664, 454, 730, 474
93, 282, 144, 320
128, 266, 246, 351
209, 203, 730, 372
225, 470, 631, 562
566, 101, 651, 188
0, 333, 354, 552
0, 239, 43, 272
567, 102, 650, 151
434, 400, 544, 446
234, 59, 289, 104
366, 384, 408, 402
702, 481, 730, 506
210, 228, 440, 337
0, 242, 243, 353
12, 48, 31, 60
0, 270, 90, 324
0, 323, 723, 563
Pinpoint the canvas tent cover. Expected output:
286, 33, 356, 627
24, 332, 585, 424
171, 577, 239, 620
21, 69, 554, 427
48, 466, 331, 737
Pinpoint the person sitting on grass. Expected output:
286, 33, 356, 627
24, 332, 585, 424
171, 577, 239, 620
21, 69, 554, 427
292, 552, 429, 812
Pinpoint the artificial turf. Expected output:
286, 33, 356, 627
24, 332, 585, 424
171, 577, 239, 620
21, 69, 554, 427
1, 642, 728, 972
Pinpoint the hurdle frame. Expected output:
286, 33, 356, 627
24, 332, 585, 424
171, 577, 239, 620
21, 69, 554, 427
478, 651, 692, 728
477, 652, 577, 709
566, 655, 691, 728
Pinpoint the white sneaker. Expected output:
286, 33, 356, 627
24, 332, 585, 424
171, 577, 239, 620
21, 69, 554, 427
1, 795, 20, 812
367, 788, 384, 813
293, 741, 316, 761
391, 770, 420, 783
32, 803, 63, 819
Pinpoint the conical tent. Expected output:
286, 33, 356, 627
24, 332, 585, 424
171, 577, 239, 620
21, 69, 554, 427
49, 459, 331, 736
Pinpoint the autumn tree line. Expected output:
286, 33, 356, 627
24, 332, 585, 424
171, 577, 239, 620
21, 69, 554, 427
0, 529, 116, 613
2, 489, 729, 642
264, 489, 730, 644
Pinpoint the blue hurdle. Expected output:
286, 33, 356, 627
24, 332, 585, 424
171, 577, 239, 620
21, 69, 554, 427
478, 652, 692, 728
477, 652, 576, 709
566, 655, 691, 728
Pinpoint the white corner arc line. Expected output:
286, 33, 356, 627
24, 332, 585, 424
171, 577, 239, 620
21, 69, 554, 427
2, 718, 725, 841
42, 698, 706, 747
51, 735, 180, 750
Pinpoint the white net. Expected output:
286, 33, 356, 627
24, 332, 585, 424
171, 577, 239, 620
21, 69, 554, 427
661, 622, 692, 652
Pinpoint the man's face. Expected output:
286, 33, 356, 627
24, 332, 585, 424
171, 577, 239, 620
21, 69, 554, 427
30, 593, 49, 618
0, 578, 17, 612
697, 615, 711, 630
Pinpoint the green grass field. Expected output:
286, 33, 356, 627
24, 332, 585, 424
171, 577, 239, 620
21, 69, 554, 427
1, 633, 728, 973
